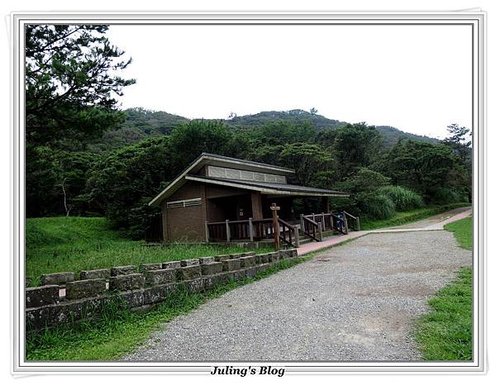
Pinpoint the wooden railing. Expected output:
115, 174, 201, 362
206, 210, 359, 246
278, 218, 300, 247
330, 213, 347, 235
206, 217, 299, 247
343, 210, 361, 231
302, 211, 360, 236
300, 214, 322, 241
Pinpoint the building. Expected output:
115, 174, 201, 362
149, 153, 350, 244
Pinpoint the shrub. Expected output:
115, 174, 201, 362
358, 193, 396, 220
431, 188, 468, 205
377, 185, 424, 211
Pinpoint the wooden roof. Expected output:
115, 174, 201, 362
149, 153, 348, 206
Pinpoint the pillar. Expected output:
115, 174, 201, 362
251, 192, 263, 219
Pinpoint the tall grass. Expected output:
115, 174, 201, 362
26, 217, 270, 287
377, 185, 424, 211
359, 193, 396, 219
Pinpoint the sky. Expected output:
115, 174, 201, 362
107, 23, 472, 139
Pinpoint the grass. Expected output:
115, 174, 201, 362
444, 217, 473, 250
26, 217, 271, 287
26, 257, 306, 361
360, 203, 469, 230
414, 216, 473, 361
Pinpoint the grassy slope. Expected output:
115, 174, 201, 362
414, 216, 473, 361
26, 217, 269, 287
444, 217, 473, 250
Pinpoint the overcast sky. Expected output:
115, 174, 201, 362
107, 24, 472, 139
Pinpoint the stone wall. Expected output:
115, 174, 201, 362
26, 249, 298, 331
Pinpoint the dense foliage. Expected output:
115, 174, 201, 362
25, 25, 472, 239
25, 25, 135, 217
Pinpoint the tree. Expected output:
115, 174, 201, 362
332, 123, 382, 179
382, 140, 468, 202
26, 25, 135, 217
337, 168, 391, 194
86, 137, 173, 238
25, 24, 135, 148
441, 123, 472, 166
168, 120, 236, 170
249, 120, 317, 147
279, 143, 333, 186
26, 147, 96, 217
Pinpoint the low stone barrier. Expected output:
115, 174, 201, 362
26, 249, 298, 331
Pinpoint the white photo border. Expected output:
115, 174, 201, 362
11, 10, 486, 374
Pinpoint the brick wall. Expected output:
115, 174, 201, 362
25, 249, 298, 331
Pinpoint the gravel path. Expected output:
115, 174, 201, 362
384, 206, 471, 229
123, 229, 471, 362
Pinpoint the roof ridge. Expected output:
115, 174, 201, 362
200, 152, 294, 173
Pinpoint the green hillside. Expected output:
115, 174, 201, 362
89, 107, 190, 151
92, 108, 438, 150
226, 109, 344, 130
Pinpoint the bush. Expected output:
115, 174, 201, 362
431, 188, 468, 205
377, 185, 424, 211
358, 193, 396, 220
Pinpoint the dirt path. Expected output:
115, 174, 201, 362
123, 213, 472, 362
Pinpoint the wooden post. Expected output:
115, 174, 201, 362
321, 212, 326, 231
251, 192, 263, 220
300, 214, 305, 233
330, 214, 334, 231
225, 219, 231, 242
356, 216, 361, 231
270, 203, 281, 250
248, 217, 254, 241
343, 214, 349, 234
204, 221, 209, 243
318, 222, 323, 241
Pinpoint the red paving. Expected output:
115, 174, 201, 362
297, 207, 472, 256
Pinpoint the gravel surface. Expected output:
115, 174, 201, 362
123, 230, 471, 362
385, 206, 471, 229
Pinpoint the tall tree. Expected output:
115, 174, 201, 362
279, 143, 333, 186
25, 24, 135, 148
441, 123, 472, 166
382, 140, 468, 202
26, 25, 135, 216
86, 137, 172, 239
168, 120, 236, 171
332, 123, 382, 179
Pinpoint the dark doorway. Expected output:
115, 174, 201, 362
207, 194, 253, 221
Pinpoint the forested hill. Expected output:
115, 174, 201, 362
226, 110, 437, 148
226, 109, 343, 130
374, 125, 438, 148
90, 107, 189, 151
92, 108, 437, 151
